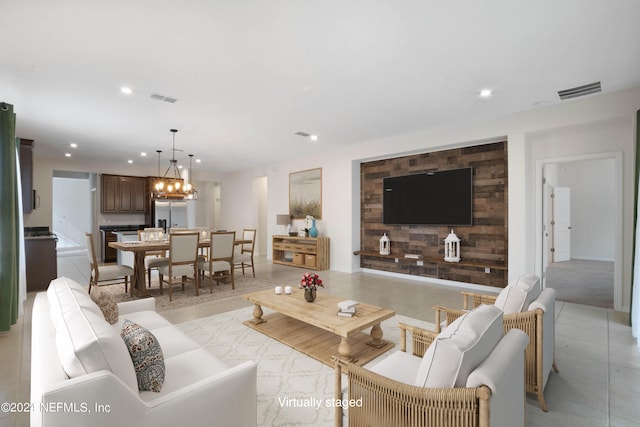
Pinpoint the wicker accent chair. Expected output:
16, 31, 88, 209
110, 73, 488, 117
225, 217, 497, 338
334, 305, 529, 427
433, 275, 558, 412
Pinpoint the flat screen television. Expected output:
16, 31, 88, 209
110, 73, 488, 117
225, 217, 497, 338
383, 167, 473, 225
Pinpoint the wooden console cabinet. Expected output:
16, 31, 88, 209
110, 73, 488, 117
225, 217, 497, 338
272, 235, 330, 271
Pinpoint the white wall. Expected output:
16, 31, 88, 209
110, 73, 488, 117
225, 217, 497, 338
223, 87, 639, 310
557, 158, 615, 261
219, 167, 268, 254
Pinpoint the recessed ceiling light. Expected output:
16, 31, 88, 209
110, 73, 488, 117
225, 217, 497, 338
64, 153, 71, 158
310, 134, 319, 141
127, 160, 133, 164
69, 143, 78, 148
178, 165, 183, 169
196, 159, 201, 163
140, 152, 147, 157
479, 88, 492, 98
121, 86, 133, 95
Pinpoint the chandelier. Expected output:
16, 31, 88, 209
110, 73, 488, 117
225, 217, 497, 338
153, 129, 198, 200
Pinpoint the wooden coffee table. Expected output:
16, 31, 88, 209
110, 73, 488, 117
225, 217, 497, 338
243, 288, 395, 367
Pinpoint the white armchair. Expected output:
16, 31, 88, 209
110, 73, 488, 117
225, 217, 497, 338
433, 274, 558, 411
335, 305, 529, 427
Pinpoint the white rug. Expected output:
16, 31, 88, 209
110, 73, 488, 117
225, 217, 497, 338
177, 306, 434, 427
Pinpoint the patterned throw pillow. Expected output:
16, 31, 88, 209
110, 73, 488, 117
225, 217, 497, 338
89, 287, 119, 324
120, 320, 165, 392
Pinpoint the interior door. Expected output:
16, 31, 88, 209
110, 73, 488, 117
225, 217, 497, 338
552, 186, 571, 262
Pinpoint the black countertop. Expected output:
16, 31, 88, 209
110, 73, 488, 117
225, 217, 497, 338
99, 224, 149, 232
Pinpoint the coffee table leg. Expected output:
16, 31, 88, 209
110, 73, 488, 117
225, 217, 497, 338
368, 323, 386, 349
249, 303, 265, 325
339, 337, 354, 362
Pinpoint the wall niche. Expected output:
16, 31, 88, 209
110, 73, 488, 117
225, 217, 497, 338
359, 141, 508, 287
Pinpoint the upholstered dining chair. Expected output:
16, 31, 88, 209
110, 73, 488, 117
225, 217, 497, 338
234, 228, 256, 278
201, 231, 236, 292
85, 232, 134, 295
158, 232, 200, 301
138, 228, 168, 288
192, 226, 211, 261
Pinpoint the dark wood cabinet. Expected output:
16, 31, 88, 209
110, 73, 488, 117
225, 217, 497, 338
102, 175, 119, 213
101, 174, 147, 214
101, 230, 117, 263
25, 237, 57, 291
131, 177, 147, 212
19, 139, 34, 213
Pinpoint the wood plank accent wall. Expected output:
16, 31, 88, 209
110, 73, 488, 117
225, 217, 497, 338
360, 141, 508, 287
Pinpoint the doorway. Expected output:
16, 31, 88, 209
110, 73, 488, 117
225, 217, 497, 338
539, 154, 620, 309
52, 171, 92, 255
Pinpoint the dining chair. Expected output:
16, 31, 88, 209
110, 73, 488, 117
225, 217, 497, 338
158, 232, 200, 301
85, 232, 135, 295
138, 229, 168, 289
234, 228, 256, 278
201, 231, 236, 292
193, 226, 211, 261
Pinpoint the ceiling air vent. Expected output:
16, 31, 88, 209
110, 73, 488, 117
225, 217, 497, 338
150, 93, 178, 103
557, 81, 601, 100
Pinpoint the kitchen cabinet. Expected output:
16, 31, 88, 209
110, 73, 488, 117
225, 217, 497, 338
19, 139, 34, 213
101, 174, 147, 214
101, 230, 118, 263
25, 237, 57, 291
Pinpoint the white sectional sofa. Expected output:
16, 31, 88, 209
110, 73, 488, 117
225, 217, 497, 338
31, 277, 257, 427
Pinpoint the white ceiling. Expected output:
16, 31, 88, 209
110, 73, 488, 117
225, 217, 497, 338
2, 0, 640, 174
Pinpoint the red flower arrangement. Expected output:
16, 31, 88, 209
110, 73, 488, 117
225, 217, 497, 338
299, 272, 324, 290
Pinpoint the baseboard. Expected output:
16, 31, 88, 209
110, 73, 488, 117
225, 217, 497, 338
360, 268, 501, 294
570, 257, 615, 262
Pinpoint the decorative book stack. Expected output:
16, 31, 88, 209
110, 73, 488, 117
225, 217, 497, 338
337, 300, 359, 317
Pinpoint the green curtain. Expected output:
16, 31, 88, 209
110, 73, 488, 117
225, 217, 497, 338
631, 109, 640, 329
0, 102, 19, 331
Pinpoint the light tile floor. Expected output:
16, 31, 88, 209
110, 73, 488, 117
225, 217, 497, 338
1, 254, 639, 426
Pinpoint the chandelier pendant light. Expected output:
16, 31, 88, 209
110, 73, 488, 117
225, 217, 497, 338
153, 129, 197, 200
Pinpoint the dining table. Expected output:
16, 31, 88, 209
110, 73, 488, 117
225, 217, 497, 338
109, 237, 251, 297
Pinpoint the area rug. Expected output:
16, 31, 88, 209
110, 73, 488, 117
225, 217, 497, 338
99, 275, 281, 312
177, 306, 434, 427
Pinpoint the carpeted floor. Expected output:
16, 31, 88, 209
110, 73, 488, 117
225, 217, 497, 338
177, 306, 434, 427
99, 275, 281, 312
545, 259, 613, 308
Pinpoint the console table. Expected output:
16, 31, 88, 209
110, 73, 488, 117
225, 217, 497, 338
272, 235, 330, 270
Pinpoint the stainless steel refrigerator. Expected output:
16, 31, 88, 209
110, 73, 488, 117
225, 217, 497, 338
153, 200, 195, 230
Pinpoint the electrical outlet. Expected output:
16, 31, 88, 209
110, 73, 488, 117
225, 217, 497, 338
484, 267, 491, 274
417, 260, 424, 266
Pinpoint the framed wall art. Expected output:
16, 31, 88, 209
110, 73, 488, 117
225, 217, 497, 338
289, 167, 322, 219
